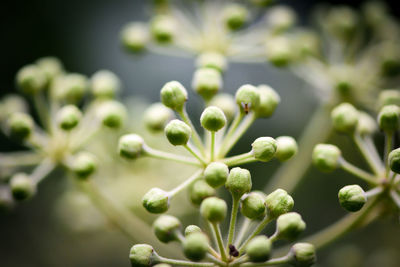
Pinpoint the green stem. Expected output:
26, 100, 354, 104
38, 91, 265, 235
339, 158, 379, 185
241, 255, 291, 266
353, 134, 383, 176
212, 223, 227, 262
223, 152, 254, 167
157, 256, 215, 267
227, 195, 240, 249
0, 151, 43, 167
31, 158, 56, 184
239, 215, 272, 254
390, 190, 400, 209
143, 145, 201, 166
210, 131, 215, 162
33, 93, 50, 130
184, 144, 207, 165
384, 133, 393, 178
178, 108, 205, 155
218, 112, 244, 157
234, 218, 252, 247
168, 170, 203, 197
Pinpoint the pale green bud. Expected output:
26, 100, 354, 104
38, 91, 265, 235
57, 105, 82, 130
275, 136, 298, 161
143, 103, 174, 132
276, 212, 306, 241
7, 112, 34, 140
189, 179, 216, 206
196, 52, 227, 73
183, 232, 209, 261
91, 70, 121, 99
10, 173, 36, 201
389, 148, 400, 173
58, 73, 88, 103
266, 36, 293, 67
151, 15, 176, 44
265, 189, 294, 218
160, 81, 188, 111
129, 244, 156, 267
289, 243, 316, 267
0, 95, 28, 120
98, 100, 127, 128
235, 84, 260, 114
142, 188, 169, 214
118, 134, 144, 159
222, 4, 249, 31
331, 65, 357, 97
204, 162, 229, 188
246, 236, 272, 262
331, 103, 359, 134
312, 144, 341, 172
36, 57, 63, 81
200, 106, 227, 132
184, 225, 202, 236
251, 137, 277, 162
200, 196, 227, 223
164, 119, 191, 146
192, 68, 222, 101
267, 6, 296, 33
209, 94, 237, 122
153, 214, 181, 243
71, 152, 97, 179
378, 104, 400, 133
326, 7, 358, 41
121, 22, 149, 52
378, 90, 400, 109
338, 185, 366, 212
241, 192, 266, 219
357, 112, 377, 136
255, 84, 280, 118
16, 64, 47, 94
226, 167, 252, 199
295, 31, 320, 58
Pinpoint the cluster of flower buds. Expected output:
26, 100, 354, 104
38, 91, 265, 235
312, 90, 400, 213
0, 57, 127, 208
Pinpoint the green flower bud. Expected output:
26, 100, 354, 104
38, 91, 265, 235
121, 22, 149, 52
118, 134, 145, 159
235, 84, 260, 114
255, 85, 280, 118
312, 144, 341, 172
265, 189, 294, 218
275, 136, 298, 161
189, 179, 216, 206
331, 103, 359, 134
10, 173, 36, 201
0, 95, 28, 120
183, 232, 209, 261
164, 119, 191, 146
200, 196, 227, 223
142, 188, 169, 214
276, 212, 306, 241
200, 106, 227, 132
330, 65, 357, 97
71, 152, 97, 179
36, 57, 63, 81
91, 70, 121, 99
143, 103, 174, 132
225, 167, 252, 199
98, 100, 127, 128
251, 137, 277, 162
266, 36, 293, 67
338, 185, 366, 212
325, 7, 357, 40
16, 64, 47, 94
192, 68, 222, 101
356, 112, 377, 136
7, 112, 34, 140
151, 15, 176, 44
209, 94, 237, 122
57, 105, 82, 130
184, 225, 202, 236
160, 81, 188, 111
204, 162, 229, 188
245, 235, 272, 262
241, 192, 266, 219
58, 73, 88, 103
389, 148, 400, 173
378, 90, 400, 109
129, 244, 156, 267
153, 214, 181, 243
295, 31, 320, 58
196, 52, 227, 73
289, 243, 316, 267
378, 105, 400, 133
222, 4, 249, 31
267, 6, 296, 33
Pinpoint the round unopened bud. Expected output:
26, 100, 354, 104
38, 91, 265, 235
331, 103, 359, 134
356, 112, 377, 136
267, 6, 296, 33
265, 189, 294, 218
275, 136, 298, 161
91, 70, 121, 99
378, 90, 400, 109
71, 152, 97, 179
183, 232, 209, 261
200, 196, 227, 223
235, 84, 260, 114
204, 162, 229, 188
189, 179, 216, 206
143, 103, 174, 132
209, 94, 237, 122
255, 85, 280, 118
160, 81, 188, 111
389, 148, 400, 173
326, 7, 357, 40
184, 225, 202, 236
223, 4, 249, 31
57, 105, 82, 130
266, 36, 293, 67
378, 105, 400, 133
331, 65, 356, 97
118, 134, 144, 159
16, 64, 47, 94
200, 106, 227, 132
251, 137, 277, 162
0, 95, 28, 120
58, 73, 88, 103
246, 236, 272, 262
338, 185, 366, 212
196, 52, 227, 73
312, 144, 341, 172
379, 42, 400, 77
276, 212, 306, 241
10, 173, 36, 201
192, 68, 222, 100
151, 15, 176, 43
129, 244, 156, 267
121, 22, 149, 52
36, 57, 63, 81
153, 214, 181, 243
7, 112, 34, 140
289, 243, 316, 267
226, 167, 252, 199
98, 100, 127, 128
164, 120, 191, 146
295, 31, 320, 58
142, 188, 169, 214
241, 192, 266, 219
